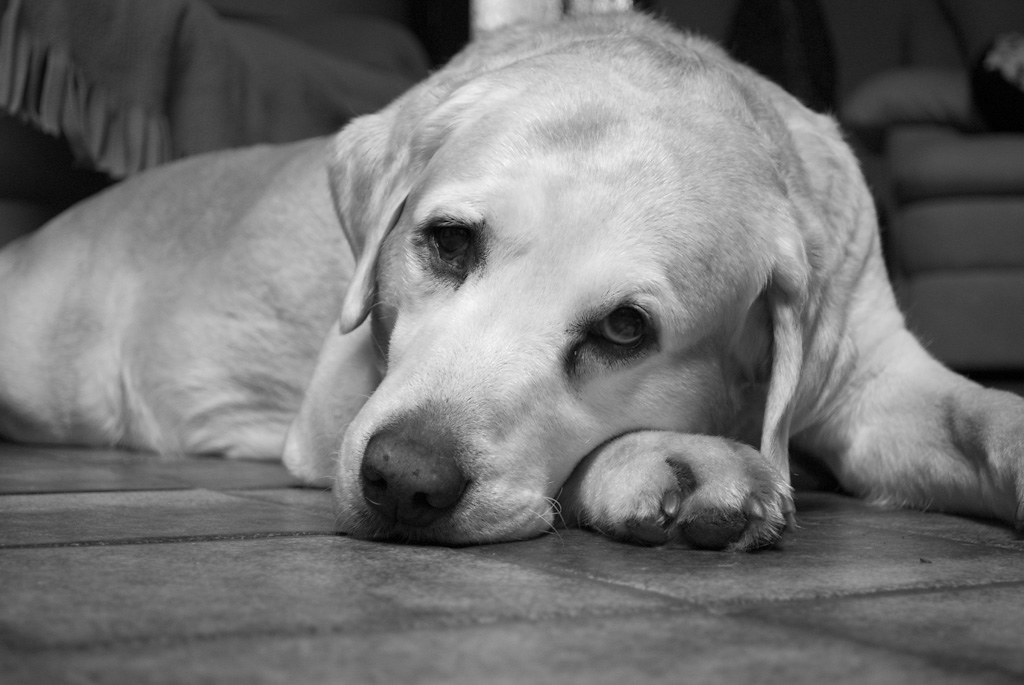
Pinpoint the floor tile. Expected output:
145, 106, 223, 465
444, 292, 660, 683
0, 489, 334, 546
229, 487, 335, 519
736, 582, 1024, 677
160, 456, 301, 491
0, 447, 181, 493
0, 443, 298, 493
796, 492, 1024, 551
3, 610, 1016, 685
4, 442, 1024, 684
467, 501, 1024, 605
0, 536, 674, 651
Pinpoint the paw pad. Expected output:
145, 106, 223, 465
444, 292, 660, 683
678, 508, 748, 550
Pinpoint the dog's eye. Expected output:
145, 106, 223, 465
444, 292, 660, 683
418, 219, 483, 284
595, 306, 647, 346
564, 305, 654, 377
431, 225, 472, 267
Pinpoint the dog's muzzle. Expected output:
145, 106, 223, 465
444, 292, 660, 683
359, 414, 470, 528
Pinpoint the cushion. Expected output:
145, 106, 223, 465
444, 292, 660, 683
889, 125, 1024, 202
842, 67, 981, 132
893, 198, 1024, 273
898, 271, 1024, 370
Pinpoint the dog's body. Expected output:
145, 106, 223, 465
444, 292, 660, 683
1, 12, 1022, 549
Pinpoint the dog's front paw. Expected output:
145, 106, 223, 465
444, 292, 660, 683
560, 431, 793, 551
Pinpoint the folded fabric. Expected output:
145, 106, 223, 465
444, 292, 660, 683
0, 0, 423, 177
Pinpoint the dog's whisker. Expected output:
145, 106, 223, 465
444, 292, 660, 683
544, 495, 566, 527
540, 510, 564, 541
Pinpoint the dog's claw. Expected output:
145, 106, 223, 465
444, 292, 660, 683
618, 488, 688, 545
745, 497, 767, 521
781, 493, 797, 530
662, 488, 682, 519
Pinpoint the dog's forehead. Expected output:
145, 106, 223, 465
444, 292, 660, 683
417, 70, 782, 227
410, 90, 780, 309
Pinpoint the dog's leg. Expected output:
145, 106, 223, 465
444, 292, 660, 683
559, 431, 792, 550
800, 328, 1024, 529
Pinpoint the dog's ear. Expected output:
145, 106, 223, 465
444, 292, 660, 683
326, 112, 414, 335
328, 77, 502, 334
759, 229, 809, 485
338, 196, 407, 334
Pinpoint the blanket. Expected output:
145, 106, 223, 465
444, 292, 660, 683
0, 0, 423, 177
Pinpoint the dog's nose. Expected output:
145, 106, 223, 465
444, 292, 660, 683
360, 429, 469, 527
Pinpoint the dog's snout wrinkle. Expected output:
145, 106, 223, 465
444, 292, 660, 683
360, 427, 469, 528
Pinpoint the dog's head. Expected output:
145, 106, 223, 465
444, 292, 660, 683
286, 29, 813, 544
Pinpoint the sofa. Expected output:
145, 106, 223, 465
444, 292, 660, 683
653, 0, 1024, 374
839, 1, 1024, 372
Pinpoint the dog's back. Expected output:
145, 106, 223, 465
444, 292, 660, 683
0, 138, 345, 455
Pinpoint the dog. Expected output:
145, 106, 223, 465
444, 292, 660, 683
1, 11, 1022, 550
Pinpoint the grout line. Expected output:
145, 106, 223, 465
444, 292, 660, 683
848, 520, 1024, 552
0, 487, 187, 496
460, 531, 1024, 616
705, 578, 1024, 613
4, 602, 701, 655
0, 482, 306, 496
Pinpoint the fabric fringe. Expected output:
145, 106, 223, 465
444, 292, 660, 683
0, 0, 172, 178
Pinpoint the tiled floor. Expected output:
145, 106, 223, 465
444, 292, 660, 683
2, 441, 1023, 684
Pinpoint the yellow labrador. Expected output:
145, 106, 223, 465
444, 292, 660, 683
1, 12, 1022, 550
